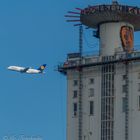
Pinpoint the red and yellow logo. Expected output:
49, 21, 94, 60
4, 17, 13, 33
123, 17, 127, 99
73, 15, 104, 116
120, 26, 134, 53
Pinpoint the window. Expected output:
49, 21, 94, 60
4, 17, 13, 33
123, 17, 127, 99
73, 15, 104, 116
73, 103, 77, 116
73, 90, 78, 98
138, 96, 140, 110
138, 83, 140, 91
138, 73, 140, 79
89, 78, 94, 84
89, 101, 94, 115
122, 75, 127, 80
73, 80, 78, 86
122, 85, 127, 93
122, 97, 127, 112
89, 88, 94, 97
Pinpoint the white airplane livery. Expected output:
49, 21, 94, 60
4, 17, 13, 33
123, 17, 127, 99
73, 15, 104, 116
7, 64, 46, 74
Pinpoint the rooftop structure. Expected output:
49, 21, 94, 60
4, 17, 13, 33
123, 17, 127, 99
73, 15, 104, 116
80, 1, 140, 31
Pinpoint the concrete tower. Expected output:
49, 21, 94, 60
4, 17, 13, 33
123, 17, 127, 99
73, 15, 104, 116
58, 2, 140, 140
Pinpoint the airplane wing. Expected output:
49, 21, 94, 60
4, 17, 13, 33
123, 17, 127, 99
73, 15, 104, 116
21, 67, 30, 73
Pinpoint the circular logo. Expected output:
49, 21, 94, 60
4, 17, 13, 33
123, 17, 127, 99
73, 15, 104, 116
41, 66, 45, 69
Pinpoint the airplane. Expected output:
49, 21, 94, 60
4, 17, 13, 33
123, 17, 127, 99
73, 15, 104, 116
7, 64, 46, 74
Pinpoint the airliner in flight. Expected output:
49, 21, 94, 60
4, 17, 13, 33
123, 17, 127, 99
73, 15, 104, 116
7, 64, 46, 74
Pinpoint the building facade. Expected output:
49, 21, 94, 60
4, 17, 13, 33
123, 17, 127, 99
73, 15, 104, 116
63, 49, 140, 140
59, 2, 140, 140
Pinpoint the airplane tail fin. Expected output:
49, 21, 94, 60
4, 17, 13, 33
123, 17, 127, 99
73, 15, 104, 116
38, 64, 46, 73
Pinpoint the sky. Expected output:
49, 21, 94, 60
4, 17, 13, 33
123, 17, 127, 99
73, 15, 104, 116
0, 0, 140, 140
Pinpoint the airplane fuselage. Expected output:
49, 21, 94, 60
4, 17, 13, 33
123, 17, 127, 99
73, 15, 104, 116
8, 66, 43, 74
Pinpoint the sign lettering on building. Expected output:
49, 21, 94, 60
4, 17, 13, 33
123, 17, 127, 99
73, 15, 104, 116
81, 5, 140, 15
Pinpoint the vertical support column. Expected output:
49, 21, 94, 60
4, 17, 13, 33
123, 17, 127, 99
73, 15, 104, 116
125, 58, 129, 140
78, 25, 83, 140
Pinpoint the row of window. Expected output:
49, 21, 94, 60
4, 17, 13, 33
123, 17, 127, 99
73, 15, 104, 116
73, 78, 94, 86
122, 96, 140, 112
74, 74, 140, 87
73, 88, 94, 98
73, 101, 94, 117
73, 96, 140, 117
122, 83, 140, 93
73, 83, 140, 97
122, 74, 140, 80
74, 96, 140, 117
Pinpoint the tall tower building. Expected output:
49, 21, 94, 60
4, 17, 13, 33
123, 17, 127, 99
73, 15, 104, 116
58, 2, 140, 140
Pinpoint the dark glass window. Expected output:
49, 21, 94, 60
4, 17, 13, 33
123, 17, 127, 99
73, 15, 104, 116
138, 96, 140, 110
90, 101, 94, 115
89, 78, 94, 84
122, 97, 126, 112
138, 73, 140, 79
123, 75, 127, 80
73, 80, 78, 86
122, 85, 127, 93
73, 103, 77, 116
138, 83, 140, 91
89, 88, 94, 97
73, 90, 78, 98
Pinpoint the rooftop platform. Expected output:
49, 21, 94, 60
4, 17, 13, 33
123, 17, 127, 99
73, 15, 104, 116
58, 51, 140, 74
